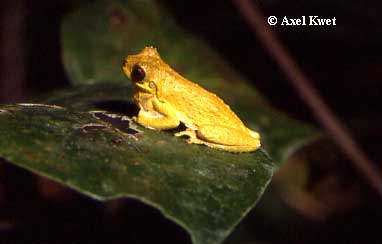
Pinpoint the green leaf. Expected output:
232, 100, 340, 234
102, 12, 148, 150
0, 104, 274, 244
30, 78, 314, 244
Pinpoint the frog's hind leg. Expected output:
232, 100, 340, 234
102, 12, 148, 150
174, 125, 261, 152
196, 125, 261, 152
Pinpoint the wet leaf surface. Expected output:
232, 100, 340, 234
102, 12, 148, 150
0, 104, 273, 244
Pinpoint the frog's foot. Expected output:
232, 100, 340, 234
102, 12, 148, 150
174, 128, 196, 138
186, 136, 206, 145
174, 128, 206, 145
197, 141, 260, 152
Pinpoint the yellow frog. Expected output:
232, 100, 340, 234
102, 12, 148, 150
122, 46, 260, 152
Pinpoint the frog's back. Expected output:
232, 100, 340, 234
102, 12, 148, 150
159, 73, 247, 130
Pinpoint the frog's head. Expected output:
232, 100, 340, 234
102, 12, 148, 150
122, 46, 164, 95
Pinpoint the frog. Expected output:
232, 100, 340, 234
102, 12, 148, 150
122, 46, 261, 152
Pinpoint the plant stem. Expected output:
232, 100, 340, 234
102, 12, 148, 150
233, 0, 382, 194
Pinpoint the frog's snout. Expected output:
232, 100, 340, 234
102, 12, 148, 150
122, 58, 131, 78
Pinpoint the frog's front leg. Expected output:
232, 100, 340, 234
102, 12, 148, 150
194, 125, 261, 152
135, 97, 180, 130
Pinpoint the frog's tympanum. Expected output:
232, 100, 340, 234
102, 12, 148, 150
122, 46, 260, 152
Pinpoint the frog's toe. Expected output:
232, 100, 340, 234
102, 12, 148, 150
186, 137, 204, 144
174, 128, 196, 138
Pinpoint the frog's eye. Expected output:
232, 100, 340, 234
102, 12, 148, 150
131, 64, 146, 83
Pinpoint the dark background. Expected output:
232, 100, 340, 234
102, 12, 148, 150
0, 0, 381, 243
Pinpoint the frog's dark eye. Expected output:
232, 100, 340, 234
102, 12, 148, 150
131, 64, 146, 82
